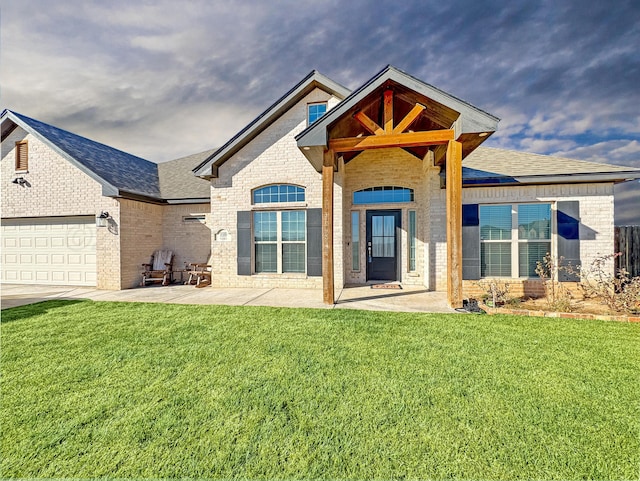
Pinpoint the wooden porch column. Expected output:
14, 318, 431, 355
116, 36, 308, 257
322, 149, 335, 304
446, 140, 463, 308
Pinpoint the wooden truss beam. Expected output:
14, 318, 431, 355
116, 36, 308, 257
354, 111, 384, 135
329, 129, 454, 153
384, 89, 394, 134
393, 103, 425, 134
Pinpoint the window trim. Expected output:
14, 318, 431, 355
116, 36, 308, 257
408, 210, 417, 272
353, 186, 415, 205
479, 202, 552, 278
253, 210, 307, 274
252, 184, 306, 205
15, 140, 28, 172
307, 102, 327, 126
351, 211, 360, 272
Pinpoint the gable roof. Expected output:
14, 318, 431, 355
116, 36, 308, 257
462, 146, 640, 186
1, 110, 212, 203
193, 70, 351, 177
2, 110, 161, 199
158, 149, 214, 202
295, 65, 500, 169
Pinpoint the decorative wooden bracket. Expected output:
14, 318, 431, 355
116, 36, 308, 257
353, 88, 426, 137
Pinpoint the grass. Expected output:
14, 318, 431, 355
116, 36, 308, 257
1, 300, 639, 479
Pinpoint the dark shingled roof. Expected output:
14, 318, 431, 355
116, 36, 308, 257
158, 149, 214, 201
2, 110, 161, 199
461, 146, 640, 185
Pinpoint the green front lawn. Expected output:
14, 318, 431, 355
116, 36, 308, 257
1, 300, 638, 479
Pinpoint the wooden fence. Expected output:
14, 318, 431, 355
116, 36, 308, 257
615, 226, 640, 278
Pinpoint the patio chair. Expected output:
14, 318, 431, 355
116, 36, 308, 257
140, 250, 174, 286
185, 262, 212, 288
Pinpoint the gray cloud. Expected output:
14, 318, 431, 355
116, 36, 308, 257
2, 0, 639, 221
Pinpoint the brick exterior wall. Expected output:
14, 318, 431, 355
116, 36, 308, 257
1, 127, 122, 289
162, 204, 212, 270
2, 127, 211, 290
210, 88, 341, 288
343, 148, 439, 287
457, 183, 616, 299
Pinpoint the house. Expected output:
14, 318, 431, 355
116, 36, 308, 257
1, 110, 213, 289
3, 66, 640, 307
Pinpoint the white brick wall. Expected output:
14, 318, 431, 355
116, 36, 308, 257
210, 88, 340, 288
1, 127, 122, 289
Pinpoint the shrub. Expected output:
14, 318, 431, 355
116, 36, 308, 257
535, 253, 574, 312
578, 253, 640, 314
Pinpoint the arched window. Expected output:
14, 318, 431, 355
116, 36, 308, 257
353, 186, 414, 205
252, 184, 305, 204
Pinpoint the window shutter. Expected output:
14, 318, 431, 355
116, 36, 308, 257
557, 201, 580, 282
462, 204, 480, 280
306, 208, 322, 276
237, 211, 252, 276
15, 141, 28, 171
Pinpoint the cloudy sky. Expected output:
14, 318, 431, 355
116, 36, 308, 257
2, 0, 639, 223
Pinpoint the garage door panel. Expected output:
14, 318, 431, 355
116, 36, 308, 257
51, 237, 65, 248
1, 216, 97, 286
35, 237, 49, 248
36, 271, 49, 281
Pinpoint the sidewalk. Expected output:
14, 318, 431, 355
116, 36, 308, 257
1, 283, 455, 313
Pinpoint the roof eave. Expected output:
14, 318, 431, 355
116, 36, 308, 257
164, 197, 211, 205
460, 171, 640, 187
2, 111, 126, 199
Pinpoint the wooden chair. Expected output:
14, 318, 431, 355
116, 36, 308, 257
141, 250, 174, 286
185, 262, 212, 288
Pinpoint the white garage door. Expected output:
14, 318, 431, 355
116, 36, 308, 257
1, 216, 97, 286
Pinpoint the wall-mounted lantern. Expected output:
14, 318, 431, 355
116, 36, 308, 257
11, 177, 28, 186
96, 211, 110, 227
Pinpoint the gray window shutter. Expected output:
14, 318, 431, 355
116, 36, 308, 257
237, 211, 251, 276
557, 201, 580, 282
306, 208, 322, 277
462, 204, 480, 280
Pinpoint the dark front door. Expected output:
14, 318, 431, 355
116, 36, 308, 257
366, 210, 401, 281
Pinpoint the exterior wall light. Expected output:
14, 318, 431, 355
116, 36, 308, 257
11, 177, 27, 185
96, 211, 110, 228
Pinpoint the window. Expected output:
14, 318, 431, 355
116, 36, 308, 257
351, 211, 360, 271
307, 102, 327, 125
480, 203, 551, 277
253, 184, 305, 204
15, 141, 28, 172
353, 186, 414, 205
254, 210, 306, 273
408, 210, 417, 271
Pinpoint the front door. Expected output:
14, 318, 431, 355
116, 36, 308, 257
366, 210, 401, 281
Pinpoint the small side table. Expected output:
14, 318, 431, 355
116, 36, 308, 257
172, 269, 188, 284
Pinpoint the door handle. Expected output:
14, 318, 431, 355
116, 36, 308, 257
367, 242, 372, 262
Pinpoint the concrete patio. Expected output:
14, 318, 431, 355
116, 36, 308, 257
1, 283, 455, 313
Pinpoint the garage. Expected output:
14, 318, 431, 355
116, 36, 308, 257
1, 216, 97, 286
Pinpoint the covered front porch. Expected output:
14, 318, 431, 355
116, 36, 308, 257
296, 66, 499, 308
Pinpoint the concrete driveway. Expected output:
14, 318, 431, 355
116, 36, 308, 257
1, 283, 455, 313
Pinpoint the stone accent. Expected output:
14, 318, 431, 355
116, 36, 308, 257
343, 148, 437, 287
